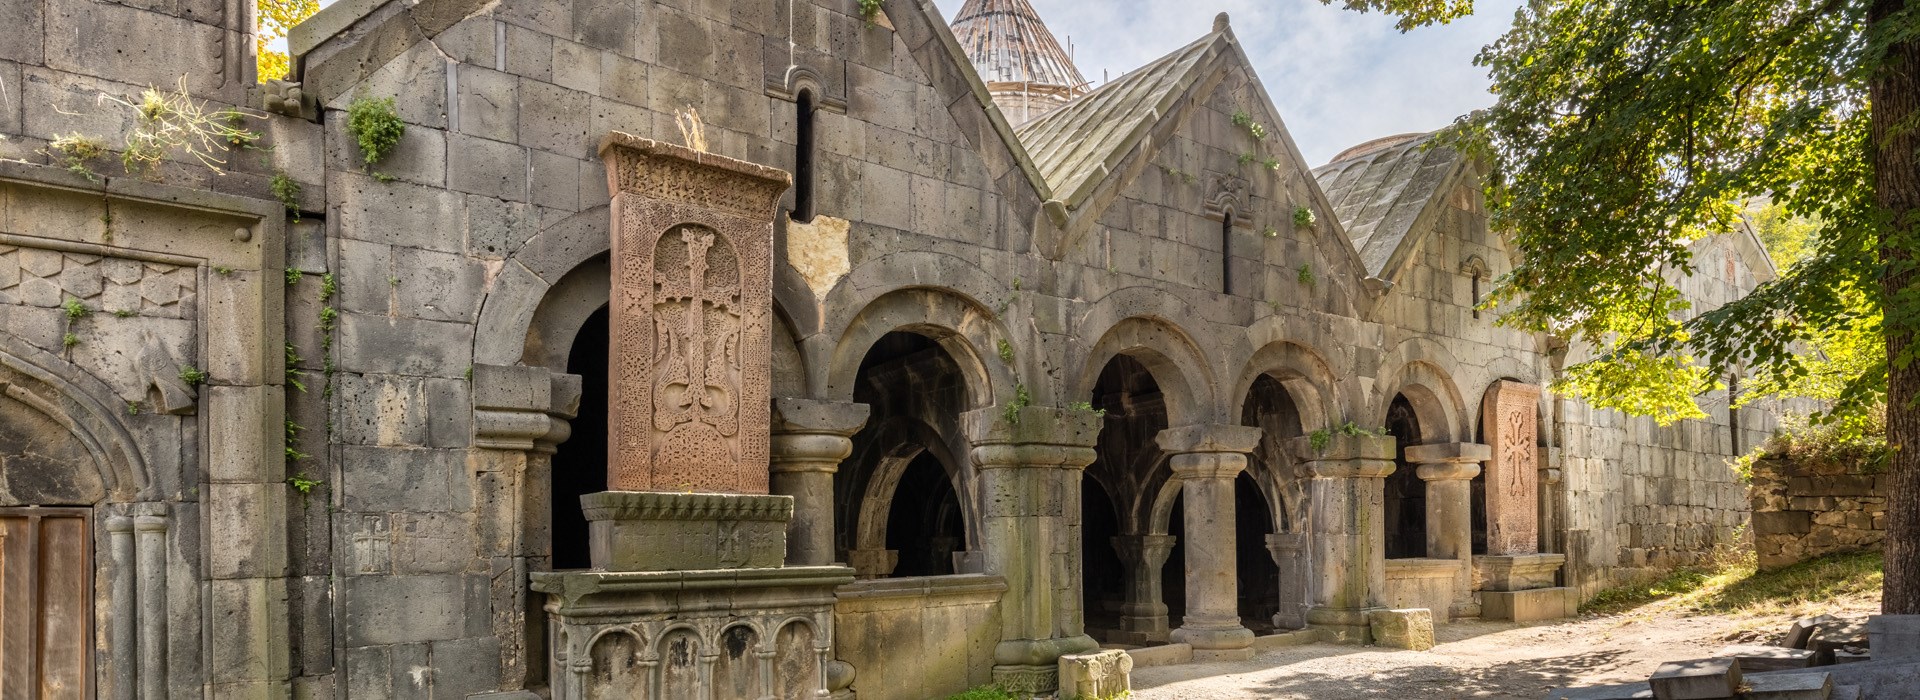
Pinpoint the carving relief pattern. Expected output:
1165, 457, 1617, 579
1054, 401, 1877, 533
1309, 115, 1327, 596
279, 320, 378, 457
1481, 380, 1540, 555
0, 247, 196, 319
604, 136, 786, 495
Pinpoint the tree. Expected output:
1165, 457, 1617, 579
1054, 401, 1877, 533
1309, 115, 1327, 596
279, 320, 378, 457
1328, 0, 1920, 613
257, 0, 320, 82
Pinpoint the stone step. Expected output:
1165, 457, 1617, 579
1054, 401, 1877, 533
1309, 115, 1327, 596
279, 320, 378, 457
1713, 644, 1815, 672
1542, 682, 1653, 699
1650, 657, 1742, 699
1743, 671, 1832, 700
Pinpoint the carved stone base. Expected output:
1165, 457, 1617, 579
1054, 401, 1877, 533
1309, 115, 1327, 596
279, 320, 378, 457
531, 566, 853, 700
991, 664, 1058, 695
582, 491, 793, 572
1307, 606, 1383, 645
1474, 553, 1566, 592
1059, 649, 1133, 700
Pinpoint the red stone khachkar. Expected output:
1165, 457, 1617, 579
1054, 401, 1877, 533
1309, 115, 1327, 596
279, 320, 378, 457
601, 132, 791, 494
1482, 380, 1541, 555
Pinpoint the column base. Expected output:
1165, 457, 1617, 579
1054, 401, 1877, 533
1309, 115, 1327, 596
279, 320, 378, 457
1170, 620, 1254, 661
991, 634, 1099, 693
991, 664, 1058, 694
1307, 606, 1384, 645
1117, 613, 1170, 644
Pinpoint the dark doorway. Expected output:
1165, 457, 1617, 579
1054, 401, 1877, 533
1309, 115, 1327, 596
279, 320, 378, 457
551, 305, 609, 570
1383, 395, 1425, 559
1081, 475, 1125, 632
1162, 494, 1187, 629
1235, 472, 1279, 632
884, 452, 963, 577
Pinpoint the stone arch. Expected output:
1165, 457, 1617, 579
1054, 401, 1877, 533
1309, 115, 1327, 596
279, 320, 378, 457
1145, 475, 1182, 537
850, 416, 974, 554
823, 287, 1010, 409
1075, 316, 1215, 429
472, 206, 610, 367
1231, 340, 1340, 433
1373, 339, 1471, 444
0, 336, 149, 503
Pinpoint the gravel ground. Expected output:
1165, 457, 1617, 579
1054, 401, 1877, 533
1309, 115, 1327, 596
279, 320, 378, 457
1129, 607, 1845, 699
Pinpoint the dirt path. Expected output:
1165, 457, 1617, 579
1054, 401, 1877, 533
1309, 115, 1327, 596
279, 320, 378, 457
1130, 607, 1854, 699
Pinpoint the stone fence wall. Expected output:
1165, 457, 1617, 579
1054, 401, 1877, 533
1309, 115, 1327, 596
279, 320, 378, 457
1749, 457, 1888, 570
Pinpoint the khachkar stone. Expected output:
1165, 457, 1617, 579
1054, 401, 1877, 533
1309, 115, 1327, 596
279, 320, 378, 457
604, 131, 789, 495
1482, 380, 1541, 555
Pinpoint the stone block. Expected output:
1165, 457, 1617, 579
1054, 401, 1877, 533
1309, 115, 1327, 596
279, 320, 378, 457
447, 133, 528, 202
1781, 615, 1836, 649
1481, 587, 1576, 622
335, 313, 472, 377
46, 1, 223, 94
337, 445, 457, 513
1830, 685, 1860, 700
341, 574, 472, 646
1867, 615, 1920, 661
518, 79, 592, 157
206, 385, 285, 483
1544, 683, 1654, 699
391, 246, 487, 322
1058, 649, 1131, 700
426, 637, 502, 698
1742, 672, 1831, 699
1809, 620, 1868, 665
454, 65, 521, 143
1753, 511, 1813, 536
1712, 645, 1814, 672
1649, 658, 1741, 700
582, 492, 792, 572
1477, 553, 1566, 591
1368, 608, 1434, 651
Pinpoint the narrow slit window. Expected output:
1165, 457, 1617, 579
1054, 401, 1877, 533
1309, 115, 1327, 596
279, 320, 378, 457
1470, 272, 1482, 319
1221, 213, 1233, 295
791, 90, 817, 223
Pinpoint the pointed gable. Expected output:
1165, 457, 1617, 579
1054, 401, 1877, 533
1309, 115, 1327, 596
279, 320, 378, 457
1312, 133, 1470, 279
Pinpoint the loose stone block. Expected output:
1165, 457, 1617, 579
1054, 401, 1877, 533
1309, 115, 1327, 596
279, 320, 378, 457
1481, 380, 1542, 555
1809, 620, 1868, 665
1782, 615, 1836, 649
600, 132, 790, 494
1867, 614, 1920, 661
1368, 608, 1434, 651
1649, 658, 1741, 700
1712, 645, 1814, 672
1742, 672, 1831, 699
1544, 683, 1654, 700
1481, 587, 1576, 622
1057, 649, 1131, 700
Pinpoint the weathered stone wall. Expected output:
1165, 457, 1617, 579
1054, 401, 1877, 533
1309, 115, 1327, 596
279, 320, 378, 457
1750, 457, 1888, 570
833, 574, 1006, 700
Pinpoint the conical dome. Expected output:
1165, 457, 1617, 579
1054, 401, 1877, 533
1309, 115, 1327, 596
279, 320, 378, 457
951, 0, 1088, 124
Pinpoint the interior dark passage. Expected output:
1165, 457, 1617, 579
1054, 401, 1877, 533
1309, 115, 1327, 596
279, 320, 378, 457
1383, 395, 1425, 559
1162, 495, 1186, 629
1473, 416, 1490, 554
884, 452, 963, 577
1080, 475, 1125, 632
551, 305, 610, 571
1235, 472, 1279, 632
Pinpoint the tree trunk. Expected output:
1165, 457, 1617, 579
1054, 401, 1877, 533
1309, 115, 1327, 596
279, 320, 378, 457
1870, 0, 1920, 615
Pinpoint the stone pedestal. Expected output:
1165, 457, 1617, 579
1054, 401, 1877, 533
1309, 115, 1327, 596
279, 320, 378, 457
1475, 553, 1574, 621
1110, 534, 1176, 644
1058, 649, 1132, 700
965, 405, 1102, 694
1290, 433, 1397, 644
1158, 425, 1262, 661
770, 398, 870, 567
1406, 442, 1488, 619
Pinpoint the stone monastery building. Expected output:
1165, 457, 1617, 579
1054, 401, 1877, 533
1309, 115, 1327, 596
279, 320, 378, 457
0, 0, 1781, 696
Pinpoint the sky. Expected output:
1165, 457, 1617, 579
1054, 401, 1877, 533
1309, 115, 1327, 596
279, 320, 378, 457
931, 0, 1526, 164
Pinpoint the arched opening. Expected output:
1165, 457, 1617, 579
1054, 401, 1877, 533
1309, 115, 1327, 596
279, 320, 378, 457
1383, 395, 1425, 560
1161, 494, 1187, 629
1080, 474, 1125, 633
550, 305, 609, 570
1473, 413, 1490, 555
1234, 472, 1278, 632
883, 452, 963, 577
839, 331, 975, 578
791, 89, 817, 223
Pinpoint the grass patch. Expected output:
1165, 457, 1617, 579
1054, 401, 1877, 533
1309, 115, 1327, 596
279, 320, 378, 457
944, 687, 1017, 700
1582, 549, 1882, 619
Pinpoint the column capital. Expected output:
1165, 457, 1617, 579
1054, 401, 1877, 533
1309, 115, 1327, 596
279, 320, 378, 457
471, 365, 581, 452
771, 398, 870, 437
1287, 433, 1396, 478
1415, 463, 1481, 481
1168, 452, 1247, 479
1155, 424, 1262, 455
1111, 534, 1177, 568
1405, 442, 1492, 465
964, 405, 1101, 470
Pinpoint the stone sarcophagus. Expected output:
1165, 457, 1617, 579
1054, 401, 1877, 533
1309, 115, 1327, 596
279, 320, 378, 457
534, 133, 855, 700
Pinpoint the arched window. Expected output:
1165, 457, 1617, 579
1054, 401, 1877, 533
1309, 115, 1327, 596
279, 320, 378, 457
1220, 212, 1233, 295
791, 89, 817, 223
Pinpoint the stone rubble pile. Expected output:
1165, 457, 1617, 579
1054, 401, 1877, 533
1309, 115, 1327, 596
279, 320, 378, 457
1543, 614, 1920, 700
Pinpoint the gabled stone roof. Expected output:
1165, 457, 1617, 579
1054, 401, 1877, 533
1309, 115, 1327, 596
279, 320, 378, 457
951, 0, 1086, 89
1311, 132, 1469, 277
1013, 30, 1227, 208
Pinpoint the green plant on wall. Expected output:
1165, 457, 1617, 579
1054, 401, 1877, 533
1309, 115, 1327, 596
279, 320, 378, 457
857, 0, 882, 26
1230, 110, 1269, 140
178, 365, 208, 387
46, 133, 107, 181
110, 80, 260, 179
347, 96, 406, 179
1001, 383, 1032, 425
62, 298, 91, 321
270, 171, 302, 220
1297, 263, 1316, 289
1293, 205, 1316, 229
996, 338, 1014, 365
1068, 400, 1107, 419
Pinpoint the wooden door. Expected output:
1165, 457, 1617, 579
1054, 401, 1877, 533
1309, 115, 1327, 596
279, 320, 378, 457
0, 508, 93, 700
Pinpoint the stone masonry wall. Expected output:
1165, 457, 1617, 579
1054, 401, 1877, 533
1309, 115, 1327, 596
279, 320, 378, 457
1750, 456, 1888, 570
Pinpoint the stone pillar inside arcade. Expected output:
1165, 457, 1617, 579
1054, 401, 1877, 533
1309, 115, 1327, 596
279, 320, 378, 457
771, 398, 871, 567
1157, 425, 1263, 661
1406, 442, 1489, 620
964, 404, 1103, 694
530, 133, 854, 700
1291, 432, 1397, 644
1110, 534, 1177, 644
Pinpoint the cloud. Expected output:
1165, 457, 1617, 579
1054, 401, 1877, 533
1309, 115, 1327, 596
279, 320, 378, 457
934, 0, 1524, 164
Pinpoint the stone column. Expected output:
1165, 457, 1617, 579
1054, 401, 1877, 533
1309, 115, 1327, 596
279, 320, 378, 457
105, 513, 136, 700
1289, 433, 1397, 644
1265, 532, 1307, 630
134, 507, 169, 700
770, 398, 870, 567
1406, 442, 1490, 619
1110, 534, 1176, 643
1157, 425, 1263, 661
965, 404, 1103, 695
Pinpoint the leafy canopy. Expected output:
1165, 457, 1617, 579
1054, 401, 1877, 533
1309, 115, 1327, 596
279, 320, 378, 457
257, 0, 320, 82
1352, 0, 1916, 434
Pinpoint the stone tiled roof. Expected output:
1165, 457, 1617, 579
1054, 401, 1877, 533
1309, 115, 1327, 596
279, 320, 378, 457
951, 0, 1087, 89
1013, 31, 1227, 208
1311, 133, 1469, 277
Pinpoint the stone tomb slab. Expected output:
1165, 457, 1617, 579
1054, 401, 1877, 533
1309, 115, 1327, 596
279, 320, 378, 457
1543, 683, 1654, 700
1712, 644, 1814, 672
1649, 658, 1741, 700
1743, 672, 1831, 700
